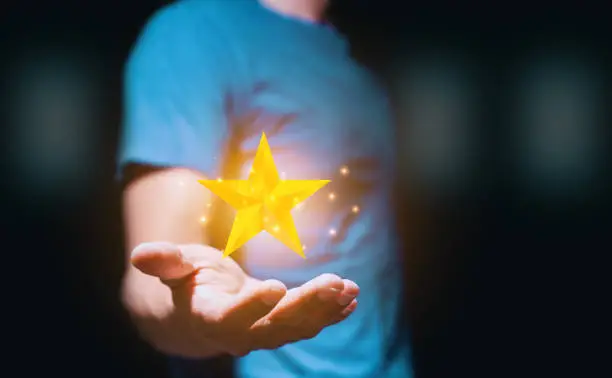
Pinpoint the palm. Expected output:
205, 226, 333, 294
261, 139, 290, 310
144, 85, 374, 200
194, 253, 247, 293
186, 255, 277, 354
130, 242, 359, 357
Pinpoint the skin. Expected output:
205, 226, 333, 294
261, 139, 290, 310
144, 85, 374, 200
260, 0, 329, 23
121, 168, 359, 358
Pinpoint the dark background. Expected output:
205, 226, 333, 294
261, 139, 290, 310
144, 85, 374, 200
2, 1, 610, 377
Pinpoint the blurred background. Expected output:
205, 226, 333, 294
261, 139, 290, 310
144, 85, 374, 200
2, 0, 609, 377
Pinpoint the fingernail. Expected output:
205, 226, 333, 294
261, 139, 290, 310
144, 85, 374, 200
317, 287, 341, 301
341, 300, 357, 316
337, 294, 355, 306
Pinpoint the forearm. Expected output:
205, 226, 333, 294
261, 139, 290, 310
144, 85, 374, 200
121, 167, 225, 356
121, 167, 211, 311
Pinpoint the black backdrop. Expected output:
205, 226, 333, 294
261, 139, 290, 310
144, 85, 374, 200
2, 1, 610, 377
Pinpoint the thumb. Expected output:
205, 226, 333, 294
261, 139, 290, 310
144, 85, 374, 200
131, 242, 196, 282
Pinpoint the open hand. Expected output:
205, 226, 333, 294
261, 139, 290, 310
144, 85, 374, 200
129, 242, 359, 357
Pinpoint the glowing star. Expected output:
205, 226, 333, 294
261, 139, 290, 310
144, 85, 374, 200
198, 133, 330, 258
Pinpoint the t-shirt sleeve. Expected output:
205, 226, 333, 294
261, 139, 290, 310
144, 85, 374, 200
117, 4, 232, 180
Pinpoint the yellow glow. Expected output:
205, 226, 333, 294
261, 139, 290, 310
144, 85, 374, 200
199, 216, 207, 223
198, 133, 330, 258
340, 166, 349, 176
352, 205, 360, 214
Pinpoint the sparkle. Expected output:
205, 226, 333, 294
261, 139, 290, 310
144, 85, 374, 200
329, 228, 337, 236
273, 225, 280, 233
340, 166, 349, 176
351, 205, 360, 214
328, 192, 336, 201
217, 178, 223, 182
199, 216, 207, 223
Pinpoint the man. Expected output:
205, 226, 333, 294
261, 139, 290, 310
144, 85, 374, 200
118, 0, 412, 377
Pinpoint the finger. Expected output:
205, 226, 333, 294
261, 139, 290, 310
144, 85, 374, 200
222, 279, 287, 326
324, 280, 359, 326
330, 298, 358, 325
294, 278, 359, 337
131, 242, 196, 282
337, 279, 360, 306
298, 278, 359, 333
313, 277, 359, 311
267, 273, 345, 324
192, 279, 286, 357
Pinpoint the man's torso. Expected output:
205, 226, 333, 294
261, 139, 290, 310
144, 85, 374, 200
137, 1, 412, 376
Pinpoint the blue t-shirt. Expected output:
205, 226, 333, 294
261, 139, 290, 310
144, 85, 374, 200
119, 0, 412, 377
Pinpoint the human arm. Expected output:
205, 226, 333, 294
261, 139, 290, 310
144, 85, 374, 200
120, 166, 359, 357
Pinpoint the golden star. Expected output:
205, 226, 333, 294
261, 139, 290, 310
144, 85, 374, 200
198, 133, 330, 258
